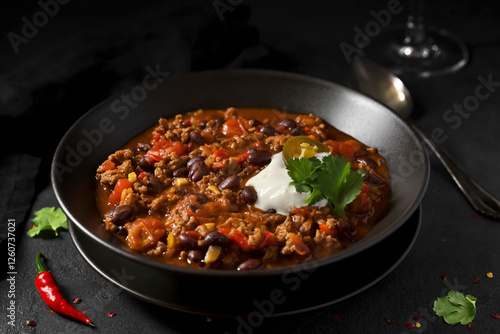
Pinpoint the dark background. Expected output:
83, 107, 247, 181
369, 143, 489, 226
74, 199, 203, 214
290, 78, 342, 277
1, 0, 500, 333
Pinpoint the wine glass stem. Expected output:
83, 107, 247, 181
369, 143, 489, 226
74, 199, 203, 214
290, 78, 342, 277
405, 0, 426, 45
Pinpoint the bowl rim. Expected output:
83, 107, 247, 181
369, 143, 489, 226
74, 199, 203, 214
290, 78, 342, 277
52, 68, 429, 278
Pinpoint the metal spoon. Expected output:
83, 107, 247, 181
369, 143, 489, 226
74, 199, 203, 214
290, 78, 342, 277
348, 56, 500, 221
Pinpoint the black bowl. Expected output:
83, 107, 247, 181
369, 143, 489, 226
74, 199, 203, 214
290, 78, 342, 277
52, 69, 429, 315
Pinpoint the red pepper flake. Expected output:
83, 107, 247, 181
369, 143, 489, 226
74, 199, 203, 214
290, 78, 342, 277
384, 317, 393, 324
332, 314, 341, 323
107, 312, 116, 318
72, 297, 82, 304
473, 277, 480, 283
26, 320, 36, 326
440, 274, 448, 281
50, 310, 56, 313
491, 313, 500, 319
440, 238, 446, 243
405, 322, 415, 329
472, 214, 481, 219
468, 323, 472, 328
411, 312, 421, 321
138, 172, 146, 179
82, 311, 87, 314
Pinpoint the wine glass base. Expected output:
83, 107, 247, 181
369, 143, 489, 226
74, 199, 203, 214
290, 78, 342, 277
363, 24, 469, 78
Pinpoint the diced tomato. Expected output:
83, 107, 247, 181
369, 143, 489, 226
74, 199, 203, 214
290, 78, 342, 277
236, 152, 250, 164
138, 172, 146, 179
152, 133, 161, 141
184, 118, 192, 126
147, 140, 188, 161
218, 228, 276, 252
360, 183, 369, 193
125, 218, 165, 251
319, 223, 333, 236
222, 119, 249, 137
99, 160, 115, 171
323, 140, 356, 161
260, 231, 277, 247
227, 230, 251, 252
109, 179, 133, 205
186, 230, 201, 240
289, 233, 310, 255
212, 160, 228, 169
201, 133, 215, 143
214, 150, 229, 159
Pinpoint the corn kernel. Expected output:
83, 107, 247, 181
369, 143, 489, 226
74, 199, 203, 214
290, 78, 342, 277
167, 233, 175, 248
208, 185, 221, 194
128, 172, 137, 182
174, 178, 189, 186
487, 272, 494, 278
416, 322, 421, 328
204, 223, 215, 232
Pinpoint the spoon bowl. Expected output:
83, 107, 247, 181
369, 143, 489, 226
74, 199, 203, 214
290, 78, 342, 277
348, 57, 413, 118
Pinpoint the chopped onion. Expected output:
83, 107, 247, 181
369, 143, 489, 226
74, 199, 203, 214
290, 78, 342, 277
204, 245, 222, 264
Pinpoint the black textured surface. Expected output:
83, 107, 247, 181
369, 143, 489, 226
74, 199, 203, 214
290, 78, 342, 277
1, 0, 500, 333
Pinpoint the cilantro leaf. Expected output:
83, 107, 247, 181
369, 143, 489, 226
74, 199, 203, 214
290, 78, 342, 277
27, 207, 68, 237
433, 291, 477, 325
286, 154, 365, 217
285, 157, 320, 183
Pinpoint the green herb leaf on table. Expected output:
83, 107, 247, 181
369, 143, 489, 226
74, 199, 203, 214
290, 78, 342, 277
286, 155, 365, 217
433, 291, 477, 325
27, 207, 68, 238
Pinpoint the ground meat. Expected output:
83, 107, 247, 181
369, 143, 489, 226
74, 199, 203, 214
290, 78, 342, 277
97, 159, 134, 185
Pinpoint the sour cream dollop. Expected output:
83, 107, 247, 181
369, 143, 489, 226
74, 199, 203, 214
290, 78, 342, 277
246, 152, 329, 215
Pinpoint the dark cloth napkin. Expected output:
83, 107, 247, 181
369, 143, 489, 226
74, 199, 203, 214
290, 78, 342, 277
0, 154, 40, 280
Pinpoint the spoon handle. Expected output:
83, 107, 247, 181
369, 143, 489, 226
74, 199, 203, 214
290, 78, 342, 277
410, 122, 500, 220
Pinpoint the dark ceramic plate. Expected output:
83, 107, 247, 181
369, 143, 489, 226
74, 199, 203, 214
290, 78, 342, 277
52, 69, 429, 314
70, 205, 421, 316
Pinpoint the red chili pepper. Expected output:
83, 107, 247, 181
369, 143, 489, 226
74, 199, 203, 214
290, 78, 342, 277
35, 253, 94, 327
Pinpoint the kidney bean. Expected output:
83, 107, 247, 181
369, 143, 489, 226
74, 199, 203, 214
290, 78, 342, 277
147, 175, 164, 194
219, 175, 241, 190
192, 192, 209, 204
177, 232, 198, 250
189, 161, 208, 182
199, 120, 208, 129
241, 186, 257, 204
204, 232, 230, 247
172, 167, 190, 178
190, 131, 203, 145
138, 156, 155, 172
357, 156, 378, 169
336, 220, 356, 242
267, 208, 277, 214
249, 118, 261, 127
276, 118, 296, 129
289, 126, 305, 136
364, 172, 385, 187
260, 124, 281, 136
188, 250, 205, 263
187, 156, 204, 168
214, 117, 224, 127
109, 205, 134, 226
247, 149, 272, 166
237, 259, 262, 271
